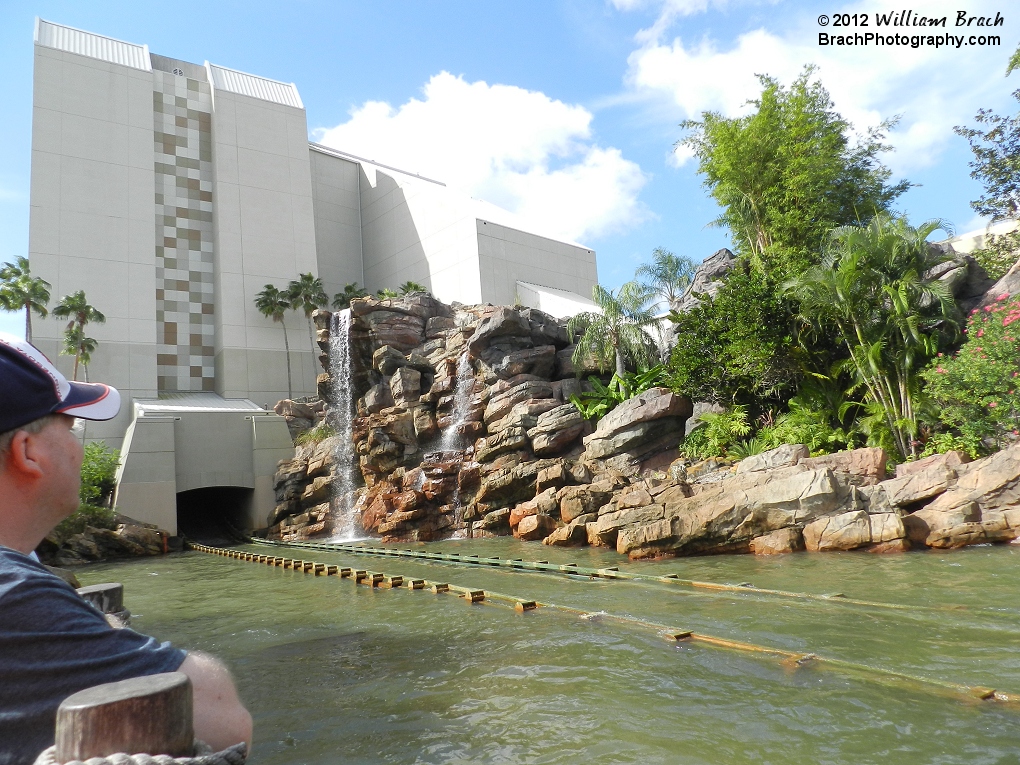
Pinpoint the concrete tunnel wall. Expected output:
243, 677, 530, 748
114, 406, 294, 535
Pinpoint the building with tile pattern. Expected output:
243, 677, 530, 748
27, 19, 598, 533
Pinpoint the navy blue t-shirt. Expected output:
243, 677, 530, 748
0, 547, 186, 765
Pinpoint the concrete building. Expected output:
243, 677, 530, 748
26, 19, 598, 533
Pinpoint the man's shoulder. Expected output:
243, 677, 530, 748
0, 547, 72, 591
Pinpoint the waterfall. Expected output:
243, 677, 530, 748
328, 309, 359, 540
439, 352, 474, 453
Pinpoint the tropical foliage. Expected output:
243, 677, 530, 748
56, 442, 120, 537
399, 281, 429, 295
254, 284, 294, 399
332, 282, 368, 309
569, 365, 666, 420
636, 248, 697, 312
53, 291, 105, 381
567, 282, 657, 377
0, 257, 51, 342
679, 66, 908, 279
782, 214, 958, 459
920, 295, 1020, 455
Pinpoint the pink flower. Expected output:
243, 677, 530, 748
998, 294, 1009, 301
937, 367, 946, 374
989, 401, 998, 408
985, 306, 994, 312
978, 330, 984, 337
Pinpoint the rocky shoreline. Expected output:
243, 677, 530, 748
266, 292, 1020, 559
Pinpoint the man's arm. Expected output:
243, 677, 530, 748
178, 652, 253, 752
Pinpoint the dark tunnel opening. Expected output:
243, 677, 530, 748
176, 486, 253, 545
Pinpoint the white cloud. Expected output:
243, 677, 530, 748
621, 0, 1014, 176
314, 72, 650, 243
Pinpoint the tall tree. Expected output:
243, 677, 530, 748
679, 66, 908, 278
636, 247, 697, 312
783, 214, 957, 459
61, 327, 98, 382
955, 43, 1020, 279
255, 284, 294, 399
567, 282, 657, 377
53, 290, 105, 381
287, 273, 329, 379
0, 257, 51, 343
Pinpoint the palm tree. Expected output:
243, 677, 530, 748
636, 247, 698, 312
399, 280, 429, 295
62, 327, 98, 382
783, 214, 957, 459
53, 290, 105, 380
255, 284, 294, 399
567, 282, 658, 377
287, 273, 329, 379
0, 257, 51, 342
332, 282, 368, 310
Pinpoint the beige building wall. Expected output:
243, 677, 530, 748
209, 80, 320, 403
28, 36, 158, 449
359, 164, 482, 304
309, 146, 364, 299
477, 219, 598, 307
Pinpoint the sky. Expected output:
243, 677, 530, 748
0, 0, 1017, 339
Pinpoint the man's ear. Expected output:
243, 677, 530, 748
5, 430, 45, 480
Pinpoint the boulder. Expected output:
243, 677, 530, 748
920, 443, 1020, 518
412, 407, 438, 441
558, 485, 612, 523
591, 504, 665, 548
543, 513, 596, 546
475, 426, 530, 463
798, 447, 888, 486
274, 399, 316, 420
527, 404, 586, 457
374, 345, 407, 376
895, 450, 971, 478
515, 513, 557, 541
389, 367, 422, 406
467, 308, 532, 357
425, 316, 457, 338
736, 444, 810, 474
869, 512, 906, 544
301, 475, 332, 507
672, 248, 737, 314
477, 508, 512, 531
583, 417, 685, 461
750, 528, 804, 555
363, 384, 394, 414
617, 518, 679, 559
536, 462, 570, 493
802, 510, 871, 551
521, 308, 570, 348
880, 465, 957, 509
588, 388, 691, 441
491, 345, 557, 380
617, 485, 653, 510
484, 380, 555, 424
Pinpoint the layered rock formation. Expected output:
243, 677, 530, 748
266, 292, 1020, 561
265, 294, 691, 542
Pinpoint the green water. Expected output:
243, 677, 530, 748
78, 541, 1020, 764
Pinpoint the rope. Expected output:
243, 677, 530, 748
33, 742, 247, 765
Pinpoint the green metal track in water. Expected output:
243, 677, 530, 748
248, 538, 981, 616
191, 542, 1020, 709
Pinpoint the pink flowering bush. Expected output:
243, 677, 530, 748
921, 294, 1020, 455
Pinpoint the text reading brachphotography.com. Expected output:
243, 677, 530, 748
817, 10, 1004, 49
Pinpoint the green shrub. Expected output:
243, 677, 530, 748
54, 442, 120, 538
569, 365, 666, 421
679, 406, 751, 460
294, 422, 337, 446
921, 294, 1020, 454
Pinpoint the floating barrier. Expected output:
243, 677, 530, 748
186, 542, 1020, 708
246, 538, 992, 617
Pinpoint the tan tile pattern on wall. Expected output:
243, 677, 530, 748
152, 69, 215, 392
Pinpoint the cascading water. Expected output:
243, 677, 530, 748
328, 309, 359, 540
438, 351, 476, 537
439, 352, 474, 453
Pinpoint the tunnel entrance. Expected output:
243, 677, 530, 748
176, 486, 254, 545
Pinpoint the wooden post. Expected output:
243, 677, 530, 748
54, 672, 193, 761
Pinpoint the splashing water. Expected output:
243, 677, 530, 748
439, 352, 475, 453
328, 309, 360, 540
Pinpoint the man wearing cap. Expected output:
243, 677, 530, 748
0, 333, 252, 764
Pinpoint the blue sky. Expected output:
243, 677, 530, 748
1, 0, 1017, 338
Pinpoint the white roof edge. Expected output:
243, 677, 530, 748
308, 142, 447, 187
207, 61, 303, 108
34, 18, 151, 71
477, 216, 592, 251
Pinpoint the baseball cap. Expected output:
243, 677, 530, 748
0, 332, 121, 433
